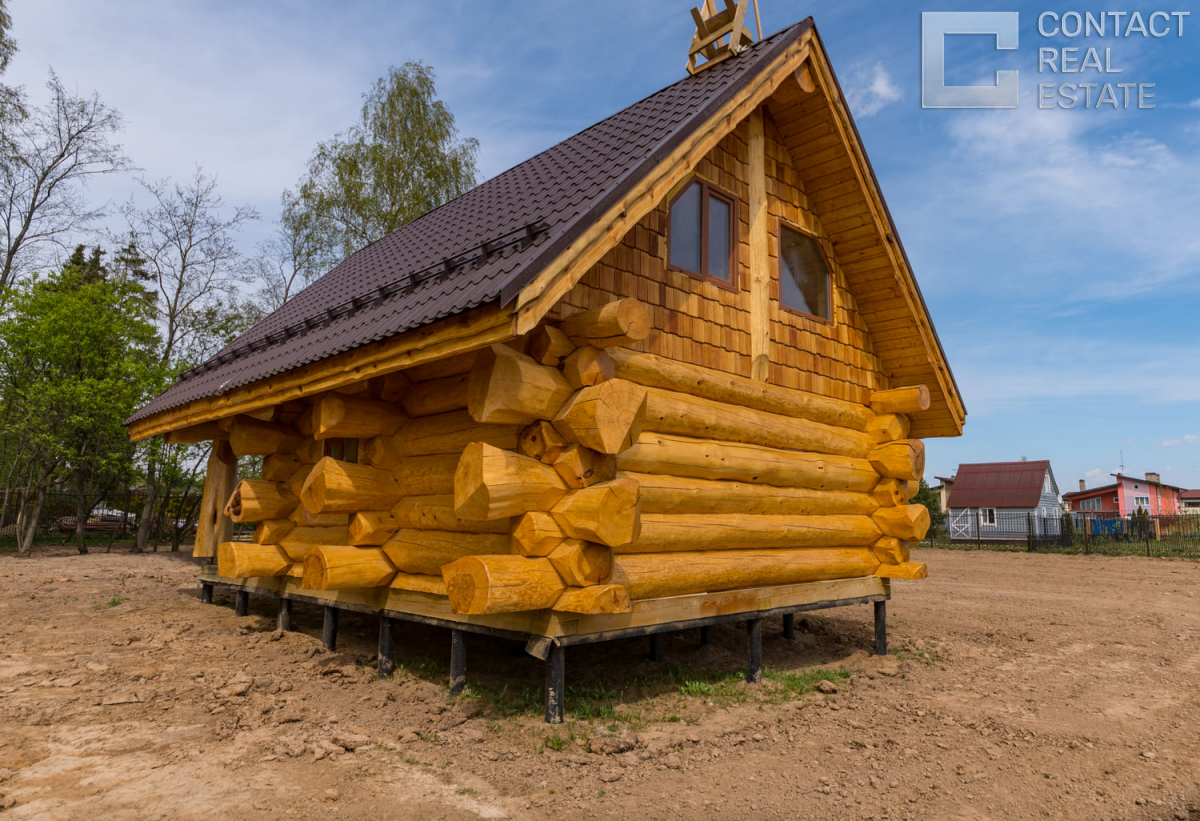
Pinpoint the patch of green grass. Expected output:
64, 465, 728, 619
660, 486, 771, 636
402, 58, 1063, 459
541, 734, 569, 751
762, 667, 850, 701
456, 787, 478, 797
398, 653, 447, 677
889, 643, 941, 666
92, 596, 126, 611
485, 720, 501, 734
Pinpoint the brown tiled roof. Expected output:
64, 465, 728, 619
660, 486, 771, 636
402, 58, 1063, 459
128, 19, 814, 425
946, 461, 1053, 509
1182, 489, 1200, 499
1061, 483, 1118, 499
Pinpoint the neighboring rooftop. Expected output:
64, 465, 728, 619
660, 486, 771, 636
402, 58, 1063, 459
945, 461, 1053, 509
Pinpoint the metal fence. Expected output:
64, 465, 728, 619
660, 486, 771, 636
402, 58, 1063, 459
0, 490, 251, 551
925, 510, 1200, 558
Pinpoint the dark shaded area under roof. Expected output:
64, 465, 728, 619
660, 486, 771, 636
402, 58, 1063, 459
128, 20, 813, 425
946, 461, 1053, 510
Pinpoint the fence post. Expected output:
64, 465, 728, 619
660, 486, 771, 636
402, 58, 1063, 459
1145, 519, 1151, 557
1084, 516, 1090, 555
976, 510, 981, 548
1027, 512, 1033, 552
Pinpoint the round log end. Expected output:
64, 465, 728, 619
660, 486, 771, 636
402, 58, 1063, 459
444, 557, 488, 615
300, 549, 330, 590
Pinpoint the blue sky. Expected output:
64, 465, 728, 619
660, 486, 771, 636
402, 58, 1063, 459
7, 0, 1200, 490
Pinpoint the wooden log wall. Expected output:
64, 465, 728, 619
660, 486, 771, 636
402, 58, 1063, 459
214, 297, 929, 617
543, 117, 887, 406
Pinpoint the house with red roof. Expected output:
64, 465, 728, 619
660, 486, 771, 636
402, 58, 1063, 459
1061, 473, 1185, 517
945, 461, 1061, 542
1182, 490, 1200, 513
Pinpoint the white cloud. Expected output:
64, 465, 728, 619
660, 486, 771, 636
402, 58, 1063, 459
1156, 435, 1200, 448
912, 91, 1200, 302
844, 63, 903, 118
1084, 468, 1105, 479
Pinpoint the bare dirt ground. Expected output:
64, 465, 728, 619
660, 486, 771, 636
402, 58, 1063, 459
0, 545, 1198, 821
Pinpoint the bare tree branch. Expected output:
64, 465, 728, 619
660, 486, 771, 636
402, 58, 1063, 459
0, 71, 127, 292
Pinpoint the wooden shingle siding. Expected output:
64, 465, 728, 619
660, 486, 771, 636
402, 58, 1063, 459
550, 112, 888, 407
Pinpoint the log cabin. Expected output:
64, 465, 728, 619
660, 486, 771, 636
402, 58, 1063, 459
127, 7, 965, 721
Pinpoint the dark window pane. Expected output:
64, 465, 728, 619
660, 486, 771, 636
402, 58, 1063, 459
707, 195, 731, 281
779, 226, 830, 320
669, 182, 702, 274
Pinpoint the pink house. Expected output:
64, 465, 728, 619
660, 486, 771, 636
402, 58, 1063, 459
1062, 472, 1185, 516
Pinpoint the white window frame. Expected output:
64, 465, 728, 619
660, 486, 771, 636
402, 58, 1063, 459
1134, 495, 1150, 509
1080, 497, 1101, 511
980, 508, 996, 527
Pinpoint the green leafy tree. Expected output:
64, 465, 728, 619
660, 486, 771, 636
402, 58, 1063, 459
911, 478, 946, 539
0, 247, 161, 554
287, 62, 479, 262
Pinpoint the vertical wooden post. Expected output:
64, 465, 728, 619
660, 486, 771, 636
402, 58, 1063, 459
699, 625, 711, 646
378, 616, 394, 678
975, 510, 981, 548
1026, 512, 1033, 552
449, 630, 467, 695
277, 598, 292, 631
746, 619, 763, 683
235, 590, 249, 617
648, 633, 664, 662
545, 643, 565, 724
782, 613, 795, 640
873, 600, 888, 656
200, 583, 213, 604
194, 443, 237, 560
322, 606, 339, 651
747, 106, 770, 381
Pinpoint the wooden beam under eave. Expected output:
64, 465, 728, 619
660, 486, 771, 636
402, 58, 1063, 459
127, 303, 516, 442
747, 106, 770, 381
163, 421, 229, 445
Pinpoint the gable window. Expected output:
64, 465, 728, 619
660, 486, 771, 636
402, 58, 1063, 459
778, 222, 832, 321
668, 179, 736, 288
